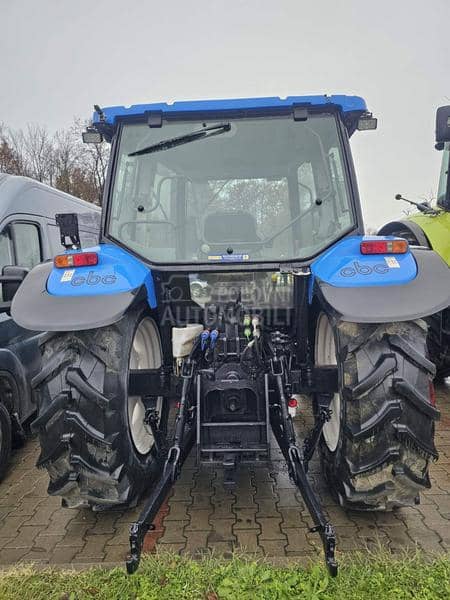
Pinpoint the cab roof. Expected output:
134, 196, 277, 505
93, 95, 367, 128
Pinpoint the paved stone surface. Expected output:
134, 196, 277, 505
0, 381, 448, 566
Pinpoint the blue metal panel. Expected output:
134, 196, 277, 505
47, 243, 157, 308
310, 236, 417, 299
94, 95, 367, 126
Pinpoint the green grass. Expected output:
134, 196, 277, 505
0, 551, 449, 600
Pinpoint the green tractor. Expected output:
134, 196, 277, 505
379, 105, 450, 379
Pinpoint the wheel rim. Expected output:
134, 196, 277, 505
315, 314, 341, 452
128, 317, 162, 455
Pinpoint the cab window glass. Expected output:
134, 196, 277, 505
437, 143, 449, 207
328, 146, 352, 229
109, 115, 356, 264
0, 223, 41, 303
0, 231, 13, 271
11, 223, 42, 269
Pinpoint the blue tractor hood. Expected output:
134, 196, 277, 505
93, 95, 368, 137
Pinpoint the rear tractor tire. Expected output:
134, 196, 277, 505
315, 314, 439, 510
31, 304, 168, 510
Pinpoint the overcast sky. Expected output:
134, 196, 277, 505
1, 0, 449, 228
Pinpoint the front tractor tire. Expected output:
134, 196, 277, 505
31, 305, 167, 510
315, 314, 439, 510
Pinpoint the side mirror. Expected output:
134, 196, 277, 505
435, 105, 450, 149
0, 265, 29, 312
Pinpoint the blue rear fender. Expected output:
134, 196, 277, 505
47, 243, 156, 306
11, 243, 157, 332
310, 236, 449, 323
310, 236, 417, 294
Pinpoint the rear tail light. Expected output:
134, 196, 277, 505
54, 252, 98, 268
360, 239, 408, 255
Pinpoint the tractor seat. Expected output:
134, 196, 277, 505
204, 211, 259, 243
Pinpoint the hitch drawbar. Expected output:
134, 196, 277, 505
126, 357, 338, 576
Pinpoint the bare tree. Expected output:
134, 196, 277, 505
0, 123, 22, 175
72, 119, 109, 205
53, 128, 78, 192
0, 119, 110, 205
84, 140, 109, 204
6, 124, 54, 183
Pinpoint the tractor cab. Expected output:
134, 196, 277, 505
95, 97, 372, 324
436, 105, 450, 212
95, 97, 375, 275
104, 101, 366, 269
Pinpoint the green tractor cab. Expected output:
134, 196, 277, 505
379, 105, 450, 378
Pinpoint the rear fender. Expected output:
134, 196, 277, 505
408, 212, 450, 265
377, 220, 431, 248
11, 243, 157, 331
310, 236, 450, 323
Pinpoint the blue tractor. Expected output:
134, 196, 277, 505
12, 96, 449, 575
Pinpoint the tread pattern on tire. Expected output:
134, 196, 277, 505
320, 319, 439, 510
31, 307, 164, 510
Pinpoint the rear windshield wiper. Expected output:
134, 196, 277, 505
128, 123, 231, 157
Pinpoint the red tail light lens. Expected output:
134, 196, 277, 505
54, 252, 98, 268
360, 240, 408, 255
